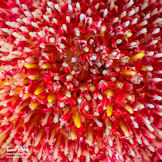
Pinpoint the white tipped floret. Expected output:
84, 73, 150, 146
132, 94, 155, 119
77, 98, 82, 104
60, 44, 65, 49
121, 11, 126, 18
52, 18, 58, 24
148, 146, 155, 152
54, 114, 58, 123
38, 31, 45, 37
131, 18, 138, 24
71, 57, 77, 63
139, 28, 147, 34
40, 43, 45, 48
87, 8, 92, 15
49, 28, 55, 33
66, 16, 70, 23
103, 9, 108, 17
141, 2, 148, 10
154, 95, 162, 101
144, 13, 150, 20
24, 11, 32, 17
95, 3, 99, 10
151, 8, 158, 16
153, 78, 162, 82
68, 4, 73, 12
6, 21, 19, 28
98, 94, 103, 100
47, 7, 52, 13
47, 2, 54, 8
85, 105, 89, 111
29, 32, 37, 37
129, 9, 135, 16
80, 14, 86, 23
60, 103, 65, 108
55, 4, 61, 12
127, 0, 134, 8
66, 74, 73, 81
157, 70, 162, 74
31, 22, 39, 28
140, 20, 147, 26
125, 21, 130, 27
49, 37, 55, 43
20, 26, 28, 32
102, 70, 108, 75
113, 17, 119, 24
116, 39, 122, 44
150, 40, 158, 45
88, 18, 93, 25
76, 2, 80, 10
94, 118, 103, 127
152, 28, 160, 34
155, 53, 162, 58
2, 28, 11, 34
43, 15, 49, 22
62, 24, 67, 32
11, 7, 19, 14
153, 18, 162, 24
147, 51, 154, 56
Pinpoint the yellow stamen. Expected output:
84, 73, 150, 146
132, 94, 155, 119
30, 101, 39, 110
71, 127, 76, 140
87, 128, 93, 146
119, 120, 129, 137
90, 85, 96, 92
124, 104, 133, 114
131, 52, 145, 62
42, 63, 51, 69
124, 31, 132, 38
122, 70, 136, 76
23, 93, 31, 99
100, 26, 106, 37
105, 89, 114, 97
0, 134, 7, 142
47, 94, 56, 103
141, 65, 153, 71
116, 81, 124, 89
25, 63, 38, 69
34, 87, 44, 95
126, 94, 134, 101
106, 105, 113, 117
0, 108, 9, 114
73, 112, 81, 128
0, 79, 8, 88
28, 74, 40, 80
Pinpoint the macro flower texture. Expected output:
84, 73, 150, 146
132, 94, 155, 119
0, 0, 161, 161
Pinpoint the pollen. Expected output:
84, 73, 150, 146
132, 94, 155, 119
73, 112, 81, 128
23, 93, 30, 99
131, 52, 145, 62
105, 89, 114, 97
106, 105, 113, 117
124, 104, 134, 114
124, 31, 132, 38
71, 127, 77, 140
47, 93, 56, 103
122, 70, 136, 76
30, 101, 39, 110
34, 87, 44, 95
28, 74, 40, 80
25, 63, 38, 69
119, 120, 130, 137
41, 63, 51, 69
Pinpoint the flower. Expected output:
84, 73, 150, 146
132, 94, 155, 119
0, 0, 161, 161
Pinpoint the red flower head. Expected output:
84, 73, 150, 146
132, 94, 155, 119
0, 0, 161, 161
